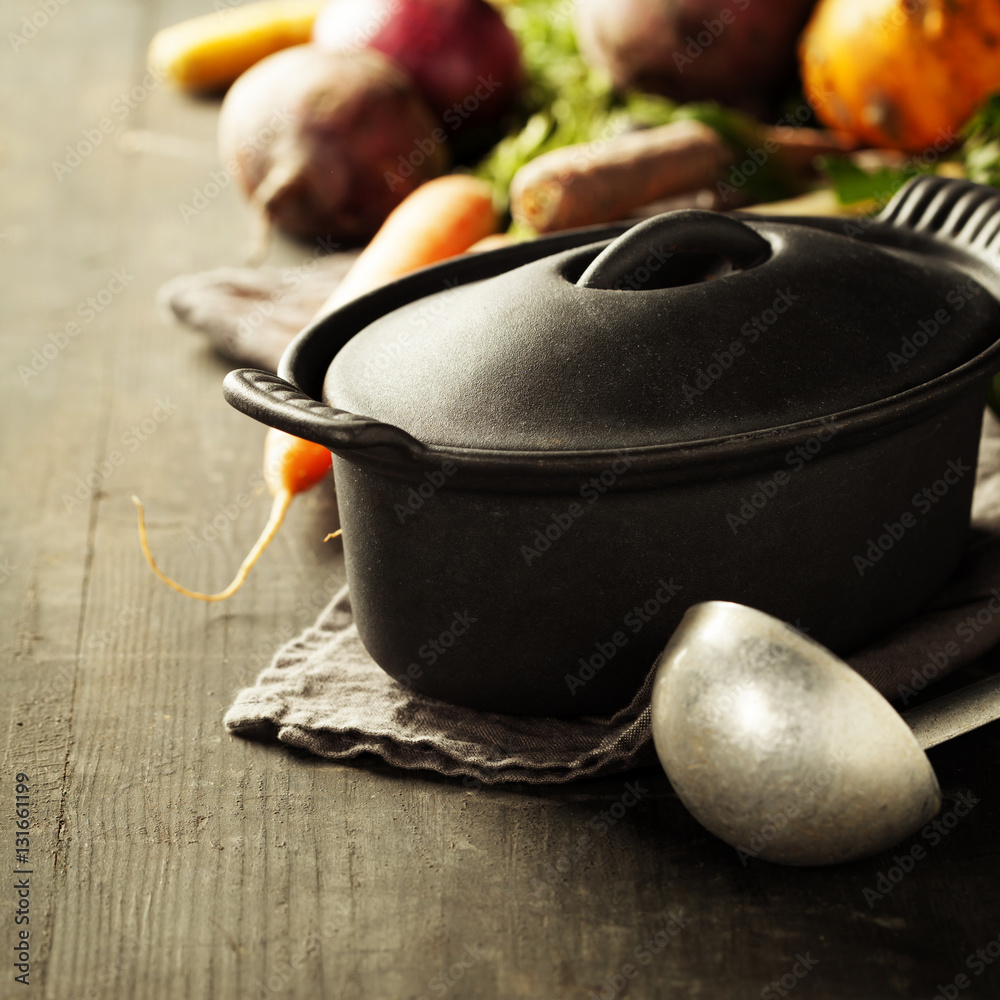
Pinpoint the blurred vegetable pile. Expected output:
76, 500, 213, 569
148, 0, 1000, 245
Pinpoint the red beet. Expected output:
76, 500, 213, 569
575, 0, 815, 112
218, 44, 447, 243
313, 0, 523, 128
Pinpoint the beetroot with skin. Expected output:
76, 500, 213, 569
575, 0, 816, 112
218, 44, 447, 243
313, 0, 523, 129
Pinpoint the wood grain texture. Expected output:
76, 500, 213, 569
1, 2, 1000, 999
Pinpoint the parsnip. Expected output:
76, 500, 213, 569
148, 0, 325, 92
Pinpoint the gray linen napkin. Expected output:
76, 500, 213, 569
158, 256, 356, 371
224, 411, 1000, 784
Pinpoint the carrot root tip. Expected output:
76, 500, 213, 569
134, 490, 293, 601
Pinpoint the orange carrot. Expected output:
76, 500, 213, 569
320, 173, 499, 313
467, 232, 519, 253
133, 428, 331, 601
137, 173, 498, 602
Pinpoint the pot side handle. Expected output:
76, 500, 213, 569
222, 368, 426, 457
878, 175, 1000, 268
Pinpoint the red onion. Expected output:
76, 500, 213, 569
313, 0, 523, 128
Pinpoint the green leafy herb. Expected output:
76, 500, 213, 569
961, 93, 1000, 188
673, 102, 798, 206
956, 93, 1000, 417
477, 0, 798, 216
820, 157, 929, 207
477, 0, 675, 203
821, 91, 1000, 208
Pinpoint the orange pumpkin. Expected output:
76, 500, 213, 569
800, 0, 1000, 152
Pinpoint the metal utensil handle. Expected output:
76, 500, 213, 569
877, 174, 1000, 260
901, 670, 1000, 750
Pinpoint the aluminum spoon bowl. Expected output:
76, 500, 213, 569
651, 602, 1000, 865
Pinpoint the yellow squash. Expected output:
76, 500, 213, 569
148, 0, 326, 92
800, 0, 1000, 152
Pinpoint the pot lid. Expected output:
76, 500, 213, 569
323, 208, 1000, 454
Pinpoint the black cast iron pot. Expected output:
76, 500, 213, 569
224, 176, 1000, 716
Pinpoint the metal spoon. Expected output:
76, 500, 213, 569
651, 601, 1000, 866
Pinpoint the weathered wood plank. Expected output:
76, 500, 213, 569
1, 2, 154, 997
2, 2, 1000, 999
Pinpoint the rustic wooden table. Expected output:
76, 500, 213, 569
3, 2, 1000, 998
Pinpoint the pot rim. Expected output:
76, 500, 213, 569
326, 348, 995, 489
272, 194, 1000, 487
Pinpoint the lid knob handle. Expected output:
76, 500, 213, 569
577, 209, 771, 291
